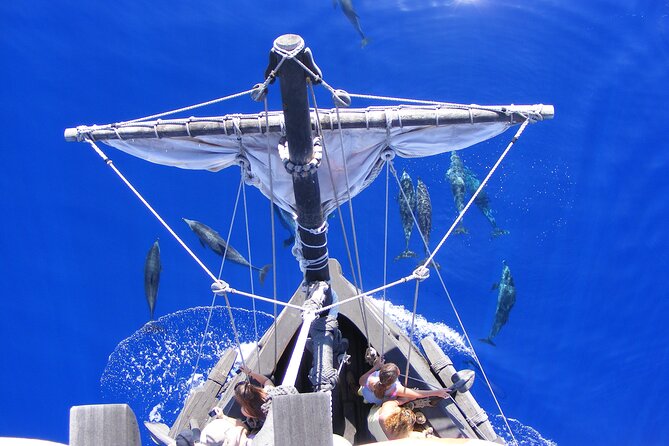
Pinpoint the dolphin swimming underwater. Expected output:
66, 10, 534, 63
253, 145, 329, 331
463, 166, 509, 238
445, 151, 469, 234
274, 204, 297, 248
480, 261, 516, 346
334, 0, 370, 48
415, 178, 440, 269
395, 170, 417, 261
183, 218, 271, 284
144, 239, 161, 320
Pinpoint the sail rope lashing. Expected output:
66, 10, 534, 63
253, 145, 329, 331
308, 81, 371, 346
262, 97, 280, 373
421, 118, 531, 270
292, 219, 330, 272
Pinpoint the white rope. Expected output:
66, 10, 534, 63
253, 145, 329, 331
403, 279, 421, 388
109, 89, 256, 128
388, 157, 519, 443
346, 92, 515, 116
308, 82, 371, 345
381, 161, 390, 357
421, 119, 531, 269
193, 178, 247, 384
333, 101, 365, 292
226, 287, 303, 311
318, 273, 417, 314
242, 181, 261, 366
84, 139, 219, 283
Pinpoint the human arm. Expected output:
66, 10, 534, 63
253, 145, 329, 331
358, 356, 384, 386
394, 383, 450, 401
241, 365, 274, 387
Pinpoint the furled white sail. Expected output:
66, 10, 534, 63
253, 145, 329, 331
105, 122, 508, 214
68, 104, 552, 215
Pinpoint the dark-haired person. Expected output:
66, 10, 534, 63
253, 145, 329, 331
358, 358, 451, 405
234, 365, 275, 425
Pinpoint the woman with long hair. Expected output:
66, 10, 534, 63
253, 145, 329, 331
234, 365, 274, 423
367, 399, 417, 441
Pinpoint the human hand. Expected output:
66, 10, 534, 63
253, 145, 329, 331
241, 365, 252, 375
435, 388, 452, 399
373, 356, 385, 370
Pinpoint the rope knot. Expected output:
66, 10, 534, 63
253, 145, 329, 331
381, 148, 395, 161
250, 83, 268, 102
332, 89, 351, 108
211, 279, 230, 295
413, 266, 430, 281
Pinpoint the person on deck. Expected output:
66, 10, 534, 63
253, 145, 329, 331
367, 399, 417, 441
358, 358, 451, 405
234, 365, 276, 427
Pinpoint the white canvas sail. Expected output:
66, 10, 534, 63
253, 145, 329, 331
67, 104, 552, 215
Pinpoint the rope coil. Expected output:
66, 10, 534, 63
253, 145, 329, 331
277, 136, 323, 177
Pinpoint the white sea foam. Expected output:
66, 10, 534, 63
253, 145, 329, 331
492, 416, 557, 446
148, 403, 163, 423
101, 306, 273, 429
368, 296, 472, 357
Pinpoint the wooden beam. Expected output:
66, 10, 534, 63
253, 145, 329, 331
64, 104, 554, 142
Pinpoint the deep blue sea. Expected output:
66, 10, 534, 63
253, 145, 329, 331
1, 1, 668, 445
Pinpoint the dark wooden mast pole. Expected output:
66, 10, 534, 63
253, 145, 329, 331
272, 35, 330, 284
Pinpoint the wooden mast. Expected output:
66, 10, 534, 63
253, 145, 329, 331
270, 34, 330, 285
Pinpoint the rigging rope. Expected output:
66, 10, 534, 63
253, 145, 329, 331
421, 119, 531, 269
380, 160, 390, 358
308, 82, 371, 345
192, 177, 247, 385
388, 141, 523, 444
84, 139, 219, 283
109, 89, 256, 128
403, 279, 422, 389
241, 181, 261, 368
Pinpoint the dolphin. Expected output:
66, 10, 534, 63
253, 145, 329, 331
144, 239, 161, 320
463, 166, 509, 238
183, 218, 271, 284
445, 151, 469, 234
415, 178, 439, 269
334, 0, 370, 48
274, 204, 297, 248
395, 170, 417, 261
480, 261, 516, 346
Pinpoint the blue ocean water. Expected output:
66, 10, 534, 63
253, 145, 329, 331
1, 0, 668, 445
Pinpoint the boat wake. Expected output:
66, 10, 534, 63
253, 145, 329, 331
491, 416, 557, 446
100, 306, 273, 428
101, 303, 554, 445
